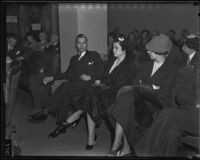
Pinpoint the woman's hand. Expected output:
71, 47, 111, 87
80, 74, 91, 81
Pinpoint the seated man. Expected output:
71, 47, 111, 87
134, 33, 200, 156
7, 33, 26, 66
28, 34, 104, 124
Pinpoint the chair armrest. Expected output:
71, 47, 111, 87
117, 85, 134, 98
182, 135, 199, 149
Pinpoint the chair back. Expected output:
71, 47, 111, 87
5, 63, 22, 125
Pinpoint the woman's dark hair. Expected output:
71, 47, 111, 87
113, 34, 129, 51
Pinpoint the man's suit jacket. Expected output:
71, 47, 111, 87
188, 51, 199, 66
55, 50, 104, 83
44, 42, 60, 53
165, 45, 186, 67
133, 60, 177, 108
173, 66, 198, 112
7, 43, 25, 60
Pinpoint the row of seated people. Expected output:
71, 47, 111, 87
108, 27, 193, 57
5, 31, 61, 156
26, 33, 199, 157
24, 31, 60, 53
6, 32, 61, 91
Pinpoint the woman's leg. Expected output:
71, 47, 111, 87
111, 122, 123, 150
87, 113, 96, 145
66, 110, 83, 123
121, 134, 132, 155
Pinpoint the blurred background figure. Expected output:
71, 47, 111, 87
166, 29, 179, 47
37, 32, 49, 52
45, 34, 60, 53
127, 31, 138, 55
24, 32, 39, 51
107, 32, 118, 60
177, 29, 190, 50
135, 29, 152, 52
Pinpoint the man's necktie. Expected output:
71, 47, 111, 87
78, 52, 83, 60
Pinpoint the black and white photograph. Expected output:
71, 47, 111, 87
2, 1, 200, 158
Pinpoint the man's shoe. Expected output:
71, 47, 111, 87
27, 114, 48, 123
48, 125, 66, 138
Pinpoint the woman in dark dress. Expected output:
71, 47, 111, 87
48, 35, 135, 149
107, 34, 177, 156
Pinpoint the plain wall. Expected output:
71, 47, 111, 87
77, 5, 107, 55
58, 3, 107, 72
58, 4, 78, 72
108, 3, 199, 36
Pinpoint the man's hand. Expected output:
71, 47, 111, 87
80, 74, 91, 81
43, 76, 54, 85
196, 97, 200, 109
16, 56, 24, 61
152, 84, 160, 90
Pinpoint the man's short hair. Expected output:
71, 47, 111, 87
7, 32, 18, 40
75, 34, 88, 43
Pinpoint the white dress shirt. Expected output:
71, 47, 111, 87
78, 51, 86, 60
187, 51, 196, 65
151, 61, 164, 77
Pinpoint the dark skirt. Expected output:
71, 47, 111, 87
134, 108, 199, 156
75, 85, 117, 126
109, 85, 163, 147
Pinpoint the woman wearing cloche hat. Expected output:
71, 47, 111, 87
107, 34, 177, 156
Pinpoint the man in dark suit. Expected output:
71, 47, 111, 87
7, 33, 25, 66
182, 34, 199, 66
28, 34, 104, 124
44, 34, 60, 53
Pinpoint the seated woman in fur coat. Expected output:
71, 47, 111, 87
107, 34, 177, 156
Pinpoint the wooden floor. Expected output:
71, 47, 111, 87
9, 88, 198, 158
12, 89, 112, 156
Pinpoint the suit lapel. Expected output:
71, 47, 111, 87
189, 52, 198, 66
151, 60, 167, 79
108, 57, 126, 75
144, 61, 154, 78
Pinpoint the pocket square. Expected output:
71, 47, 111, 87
88, 61, 94, 65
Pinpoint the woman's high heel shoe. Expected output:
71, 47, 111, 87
48, 120, 79, 139
85, 134, 97, 150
